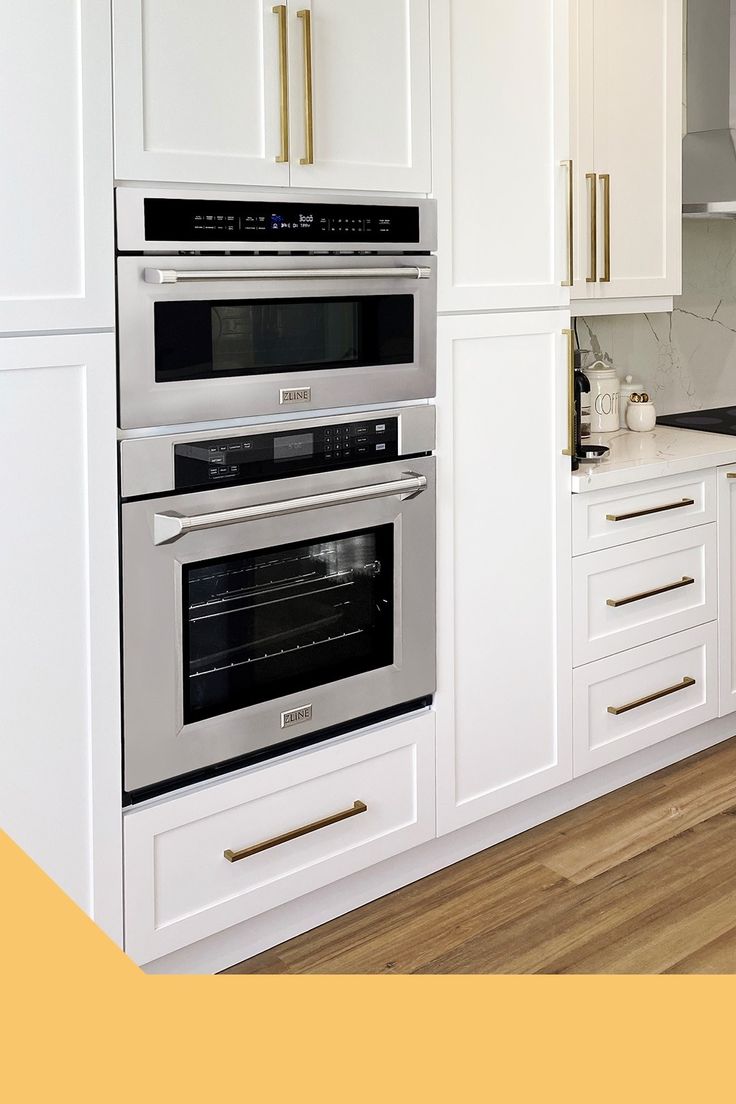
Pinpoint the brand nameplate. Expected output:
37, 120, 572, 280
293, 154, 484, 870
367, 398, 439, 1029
280, 387, 312, 406
281, 704, 313, 729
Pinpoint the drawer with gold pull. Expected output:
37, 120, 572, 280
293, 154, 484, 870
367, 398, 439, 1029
123, 711, 435, 965
572, 526, 717, 665
573, 624, 717, 776
572, 471, 716, 556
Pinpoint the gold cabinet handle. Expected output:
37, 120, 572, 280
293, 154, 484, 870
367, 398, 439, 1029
606, 576, 695, 608
562, 327, 575, 457
561, 159, 574, 287
600, 173, 611, 282
272, 5, 290, 163
586, 172, 597, 283
727, 473, 736, 478
606, 498, 695, 522
297, 9, 314, 165
223, 800, 367, 863
607, 677, 696, 717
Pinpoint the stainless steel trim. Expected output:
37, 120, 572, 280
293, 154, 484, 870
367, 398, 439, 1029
153, 473, 427, 545
144, 266, 432, 284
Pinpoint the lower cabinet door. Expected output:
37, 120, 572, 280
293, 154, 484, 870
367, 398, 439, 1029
573, 623, 718, 775
124, 712, 435, 964
718, 464, 736, 716
435, 312, 573, 834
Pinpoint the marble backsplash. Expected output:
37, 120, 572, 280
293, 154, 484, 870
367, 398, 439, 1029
580, 219, 736, 414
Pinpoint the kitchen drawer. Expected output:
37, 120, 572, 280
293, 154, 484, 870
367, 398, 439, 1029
124, 711, 435, 964
573, 624, 717, 776
572, 471, 716, 556
573, 525, 717, 666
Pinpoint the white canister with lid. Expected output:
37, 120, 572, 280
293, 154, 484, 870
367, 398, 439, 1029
585, 361, 620, 433
618, 374, 644, 429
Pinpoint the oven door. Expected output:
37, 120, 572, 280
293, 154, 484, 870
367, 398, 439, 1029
117, 254, 436, 429
122, 456, 435, 795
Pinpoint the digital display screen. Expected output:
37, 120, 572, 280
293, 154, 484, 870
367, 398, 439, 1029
273, 433, 314, 462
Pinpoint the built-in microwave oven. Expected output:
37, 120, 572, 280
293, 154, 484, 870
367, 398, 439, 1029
115, 189, 437, 430
120, 405, 436, 800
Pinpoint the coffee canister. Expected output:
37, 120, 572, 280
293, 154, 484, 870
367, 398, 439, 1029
585, 361, 620, 433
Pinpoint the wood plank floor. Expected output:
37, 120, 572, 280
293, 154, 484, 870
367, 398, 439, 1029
223, 737, 736, 974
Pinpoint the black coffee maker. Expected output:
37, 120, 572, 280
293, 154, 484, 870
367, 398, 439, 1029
572, 352, 590, 472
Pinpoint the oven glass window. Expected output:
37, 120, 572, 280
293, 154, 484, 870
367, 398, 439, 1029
154, 295, 414, 381
182, 526, 394, 724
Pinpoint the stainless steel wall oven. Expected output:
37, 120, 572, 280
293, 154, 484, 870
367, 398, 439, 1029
120, 406, 436, 800
116, 189, 436, 429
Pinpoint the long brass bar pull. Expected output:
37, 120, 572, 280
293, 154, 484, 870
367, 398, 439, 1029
600, 173, 611, 282
273, 5, 289, 163
606, 576, 695, 609
562, 328, 575, 457
224, 801, 368, 862
586, 172, 597, 283
561, 160, 574, 287
607, 677, 695, 717
297, 9, 314, 165
606, 498, 695, 523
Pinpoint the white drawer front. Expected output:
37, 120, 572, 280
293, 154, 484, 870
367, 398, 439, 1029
572, 471, 716, 556
124, 712, 435, 964
573, 624, 718, 775
573, 526, 717, 665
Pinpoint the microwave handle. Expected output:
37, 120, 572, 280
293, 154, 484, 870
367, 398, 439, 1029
144, 266, 432, 284
153, 473, 428, 545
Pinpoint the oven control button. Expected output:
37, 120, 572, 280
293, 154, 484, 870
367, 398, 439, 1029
357, 446, 369, 456
324, 452, 333, 461
375, 443, 386, 451
375, 423, 386, 433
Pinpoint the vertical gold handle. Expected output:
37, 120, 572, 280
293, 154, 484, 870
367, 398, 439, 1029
562, 328, 575, 457
297, 9, 314, 165
600, 173, 611, 282
586, 172, 597, 283
561, 160, 574, 287
273, 5, 289, 163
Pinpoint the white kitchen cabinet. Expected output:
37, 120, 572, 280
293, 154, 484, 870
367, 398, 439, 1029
718, 465, 736, 717
288, 0, 431, 192
0, 0, 114, 333
112, 0, 430, 193
0, 334, 122, 942
435, 312, 573, 834
570, 0, 682, 306
431, 0, 571, 312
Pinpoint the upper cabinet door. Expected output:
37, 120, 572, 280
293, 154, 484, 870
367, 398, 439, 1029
112, 0, 288, 187
288, 0, 431, 192
573, 0, 682, 302
0, 0, 113, 333
431, 0, 571, 312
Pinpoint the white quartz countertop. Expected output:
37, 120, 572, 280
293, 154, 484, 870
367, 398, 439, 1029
571, 426, 736, 493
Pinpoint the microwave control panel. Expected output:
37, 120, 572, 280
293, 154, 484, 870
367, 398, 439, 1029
144, 198, 421, 245
174, 418, 400, 491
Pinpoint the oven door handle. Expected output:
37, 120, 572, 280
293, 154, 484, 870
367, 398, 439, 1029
153, 473, 428, 545
144, 266, 432, 284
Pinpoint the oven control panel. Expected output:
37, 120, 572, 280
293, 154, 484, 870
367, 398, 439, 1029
144, 198, 421, 245
174, 418, 400, 491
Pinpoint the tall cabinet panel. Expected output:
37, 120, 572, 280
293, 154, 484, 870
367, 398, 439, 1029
431, 0, 571, 312
0, 335, 121, 939
0, 0, 113, 332
571, 0, 682, 304
112, 0, 288, 187
435, 313, 573, 834
288, 0, 431, 192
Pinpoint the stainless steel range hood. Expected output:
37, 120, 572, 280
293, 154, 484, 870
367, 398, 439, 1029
683, 0, 736, 216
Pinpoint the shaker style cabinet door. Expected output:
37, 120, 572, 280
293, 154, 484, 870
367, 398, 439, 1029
0, 0, 113, 332
112, 0, 289, 187
0, 334, 121, 940
435, 312, 573, 834
571, 0, 682, 303
431, 0, 571, 312
718, 465, 736, 718
288, 0, 431, 192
